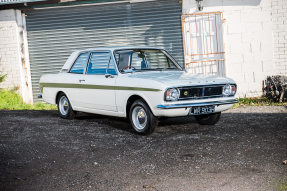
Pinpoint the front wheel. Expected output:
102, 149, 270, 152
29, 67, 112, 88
57, 93, 76, 119
129, 99, 158, 135
195, 112, 221, 125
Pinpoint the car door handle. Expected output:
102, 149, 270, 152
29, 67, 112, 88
79, 79, 85, 82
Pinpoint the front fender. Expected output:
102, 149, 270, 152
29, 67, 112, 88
116, 90, 164, 118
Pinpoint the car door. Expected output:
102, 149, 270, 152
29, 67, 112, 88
79, 51, 118, 111
64, 52, 90, 108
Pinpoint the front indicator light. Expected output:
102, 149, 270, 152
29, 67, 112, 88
231, 85, 236, 95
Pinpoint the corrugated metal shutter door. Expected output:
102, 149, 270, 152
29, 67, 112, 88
25, 0, 184, 102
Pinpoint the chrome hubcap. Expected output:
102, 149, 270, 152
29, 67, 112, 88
132, 106, 147, 131
59, 96, 69, 116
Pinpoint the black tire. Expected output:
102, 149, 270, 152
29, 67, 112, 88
194, 112, 221, 125
57, 93, 76, 120
129, 99, 158, 135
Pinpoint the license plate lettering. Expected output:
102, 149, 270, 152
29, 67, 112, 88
193, 107, 201, 114
190, 106, 215, 115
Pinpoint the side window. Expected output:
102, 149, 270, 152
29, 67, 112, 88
114, 53, 119, 64
70, 53, 90, 74
87, 52, 116, 75
107, 59, 117, 75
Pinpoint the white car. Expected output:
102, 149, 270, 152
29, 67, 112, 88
39, 47, 238, 134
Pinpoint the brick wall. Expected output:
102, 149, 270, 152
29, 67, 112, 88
0, 9, 22, 91
272, 0, 287, 75
0, 9, 33, 103
183, 0, 275, 98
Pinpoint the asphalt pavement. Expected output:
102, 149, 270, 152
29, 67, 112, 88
0, 106, 286, 191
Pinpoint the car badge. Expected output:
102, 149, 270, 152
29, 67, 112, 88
184, 91, 188, 96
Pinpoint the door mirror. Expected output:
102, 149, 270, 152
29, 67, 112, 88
105, 73, 114, 78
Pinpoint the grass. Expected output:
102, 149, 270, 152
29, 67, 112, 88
232, 97, 287, 109
276, 177, 287, 191
278, 182, 287, 191
0, 89, 57, 110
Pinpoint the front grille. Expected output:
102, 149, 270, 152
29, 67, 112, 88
179, 85, 223, 100
204, 87, 222, 96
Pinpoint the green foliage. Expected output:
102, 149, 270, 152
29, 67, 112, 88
277, 177, 287, 191
0, 89, 57, 110
0, 70, 7, 83
278, 182, 287, 190
232, 97, 287, 109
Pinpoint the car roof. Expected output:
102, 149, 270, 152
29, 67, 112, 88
82, 46, 162, 52
61, 46, 163, 70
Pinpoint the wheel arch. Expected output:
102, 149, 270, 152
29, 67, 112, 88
55, 91, 65, 105
126, 94, 154, 119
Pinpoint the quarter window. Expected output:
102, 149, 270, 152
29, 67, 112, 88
70, 53, 90, 74
87, 52, 116, 75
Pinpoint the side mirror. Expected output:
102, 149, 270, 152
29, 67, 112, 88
105, 73, 114, 78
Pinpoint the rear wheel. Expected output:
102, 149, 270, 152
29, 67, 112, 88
129, 99, 158, 135
195, 112, 221, 125
57, 93, 76, 119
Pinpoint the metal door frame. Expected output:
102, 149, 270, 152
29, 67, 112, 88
181, 12, 225, 76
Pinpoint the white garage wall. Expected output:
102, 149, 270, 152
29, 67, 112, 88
183, 0, 275, 98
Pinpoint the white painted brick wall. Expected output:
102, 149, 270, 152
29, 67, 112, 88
272, 0, 287, 76
183, 0, 275, 98
0, 10, 23, 94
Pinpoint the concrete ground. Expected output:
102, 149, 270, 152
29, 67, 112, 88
0, 106, 286, 191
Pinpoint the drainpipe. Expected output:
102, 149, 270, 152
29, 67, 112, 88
15, 10, 33, 104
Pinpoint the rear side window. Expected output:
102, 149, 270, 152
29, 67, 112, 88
87, 52, 116, 75
70, 53, 90, 74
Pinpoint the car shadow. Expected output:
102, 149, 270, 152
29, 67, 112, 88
73, 112, 199, 135
75, 112, 134, 134
158, 116, 197, 126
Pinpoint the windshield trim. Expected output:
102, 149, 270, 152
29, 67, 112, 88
112, 48, 183, 74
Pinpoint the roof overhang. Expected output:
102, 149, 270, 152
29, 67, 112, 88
0, 0, 47, 5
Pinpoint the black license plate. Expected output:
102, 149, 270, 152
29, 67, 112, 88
189, 106, 215, 115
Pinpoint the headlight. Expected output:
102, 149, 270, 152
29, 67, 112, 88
166, 88, 179, 101
222, 84, 236, 96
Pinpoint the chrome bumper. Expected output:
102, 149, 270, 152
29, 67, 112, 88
157, 99, 238, 109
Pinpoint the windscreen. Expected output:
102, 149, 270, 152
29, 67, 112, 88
114, 49, 181, 73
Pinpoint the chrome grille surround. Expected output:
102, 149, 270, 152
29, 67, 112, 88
166, 84, 236, 101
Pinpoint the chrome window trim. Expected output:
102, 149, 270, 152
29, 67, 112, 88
112, 48, 183, 73
161, 49, 183, 70
68, 51, 91, 74
84, 50, 118, 76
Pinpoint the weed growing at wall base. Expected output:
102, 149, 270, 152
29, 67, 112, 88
232, 97, 287, 109
0, 70, 7, 83
0, 89, 57, 110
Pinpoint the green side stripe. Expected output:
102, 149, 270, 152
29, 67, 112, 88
40, 83, 162, 92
